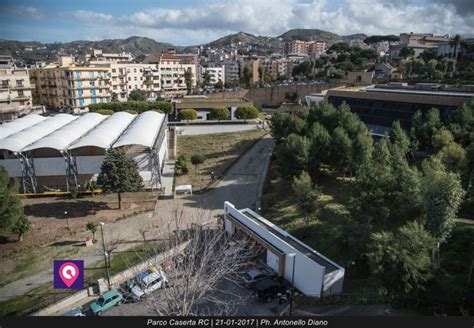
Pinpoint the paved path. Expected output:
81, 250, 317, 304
0, 135, 275, 302
161, 160, 176, 197
176, 124, 259, 135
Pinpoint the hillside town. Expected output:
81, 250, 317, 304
0, 1, 474, 325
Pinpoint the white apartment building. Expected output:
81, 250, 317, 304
0, 56, 36, 122
201, 65, 225, 85
144, 51, 198, 97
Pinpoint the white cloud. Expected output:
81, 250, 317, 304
70, 10, 113, 22
65, 0, 474, 44
5, 5, 44, 19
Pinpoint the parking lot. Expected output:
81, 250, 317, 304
67, 235, 291, 317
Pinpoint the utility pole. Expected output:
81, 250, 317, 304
99, 222, 111, 290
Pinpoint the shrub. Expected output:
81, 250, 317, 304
178, 109, 198, 122
235, 106, 259, 121
209, 107, 229, 121
95, 109, 114, 115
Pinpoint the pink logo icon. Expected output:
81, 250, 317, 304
58, 262, 79, 288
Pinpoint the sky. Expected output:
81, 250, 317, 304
0, 0, 473, 45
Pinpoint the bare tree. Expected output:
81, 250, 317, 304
129, 206, 260, 315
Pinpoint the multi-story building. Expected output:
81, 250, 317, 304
389, 33, 451, 63
201, 65, 225, 85
223, 61, 240, 84
30, 56, 111, 111
283, 40, 326, 57
324, 83, 474, 130
80, 49, 133, 63
144, 50, 198, 97
0, 55, 36, 121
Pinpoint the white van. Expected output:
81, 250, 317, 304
131, 270, 168, 300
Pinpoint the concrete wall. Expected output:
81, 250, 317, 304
207, 83, 342, 107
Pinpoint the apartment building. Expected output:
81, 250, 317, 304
0, 55, 36, 121
223, 61, 240, 83
260, 58, 296, 80
144, 51, 198, 97
80, 49, 133, 63
201, 65, 225, 85
389, 33, 451, 62
283, 40, 326, 57
30, 56, 111, 111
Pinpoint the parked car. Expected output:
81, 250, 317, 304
243, 267, 276, 287
63, 307, 85, 316
252, 278, 282, 303
129, 268, 168, 300
90, 289, 124, 316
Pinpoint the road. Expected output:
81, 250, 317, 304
0, 134, 275, 305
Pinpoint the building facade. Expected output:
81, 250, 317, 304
30, 56, 111, 111
283, 40, 326, 57
0, 56, 36, 121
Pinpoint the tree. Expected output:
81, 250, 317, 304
240, 66, 252, 88
432, 129, 455, 152
209, 107, 229, 121
389, 121, 410, 157
97, 149, 143, 209
364, 35, 400, 44
449, 34, 462, 60
400, 47, 415, 59
184, 68, 193, 94
0, 167, 24, 230
111, 92, 119, 102
284, 91, 298, 103
435, 142, 468, 176
86, 222, 98, 243
366, 221, 435, 299
175, 155, 189, 176
214, 80, 224, 90
277, 134, 310, 177
178, 109, 198, 122
128, 89, 147, 101
421, 157, 464, 269
448, 99, 474, 147
138, 207, 252, 315
292, 171, 320, 227
308, 123, 331, 173
235, 106, 259, 121
11, 215, 30, 242
95, 109, 114, 116
191, 154, 205, 172
330, 127, 352, 176
155, 101, 173, 115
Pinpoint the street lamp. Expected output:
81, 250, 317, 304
288, 253, 296, 316
99, 222, 111, 289
64, 211, 70, 231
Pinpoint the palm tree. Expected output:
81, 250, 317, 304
449, 34, 462, 61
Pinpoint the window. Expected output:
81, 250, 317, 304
18, 90, 24, 96
16, 80, 24, 87
133, 69, 137, 73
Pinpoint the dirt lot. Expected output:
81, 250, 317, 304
0, 191, 158, 256
176, 129, 267, 191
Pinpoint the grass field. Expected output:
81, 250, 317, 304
261, 158, 474, 314
176, 129, 267, 191
0, 241, 166, 316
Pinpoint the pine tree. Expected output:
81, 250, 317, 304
97, 150, 143, 209
0, 167, 24, 230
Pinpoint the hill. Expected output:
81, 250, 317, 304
0, 36, 180, 64
278, 28, 343, 44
